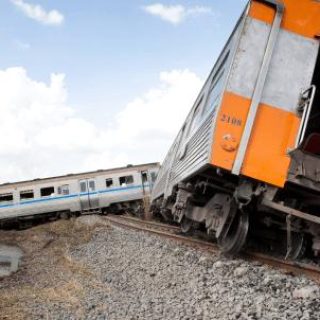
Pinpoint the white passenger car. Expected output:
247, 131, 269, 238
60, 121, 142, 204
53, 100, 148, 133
0, 163, 159, 225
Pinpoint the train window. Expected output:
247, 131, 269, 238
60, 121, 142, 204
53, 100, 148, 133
80, 182, 87, 193
106, 178, 113, 188
178, 123, 189, 160
0, 193, 13, 203
119, 175, 134, 186
203, 70, 225, 115
20, 190, 34, 200
40, 186, 55, 197
89, 180, 95, 192
189, 97, 204, 135
142, 172, 148, 183
203, 51, 229, 116
57, 185, 69, 195
151, 172, 157, 182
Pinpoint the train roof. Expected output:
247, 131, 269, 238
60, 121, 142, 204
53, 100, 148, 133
0, 162, 160, 188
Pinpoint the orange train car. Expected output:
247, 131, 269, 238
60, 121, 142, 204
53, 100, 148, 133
151, 0, 320, 257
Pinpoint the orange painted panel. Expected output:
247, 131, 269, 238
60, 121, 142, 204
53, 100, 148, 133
211, 91, 300, 187
211, 92, 251, 170
249, 0, 320, 39
249, 2, 275, 25
241, 104, 300, 187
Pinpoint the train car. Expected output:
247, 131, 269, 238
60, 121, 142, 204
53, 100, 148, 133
0, 163, 159, 227
152, 0, 320, 258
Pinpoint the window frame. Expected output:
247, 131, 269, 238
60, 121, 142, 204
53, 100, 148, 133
202, 51, 230, 118
80, 181, 87, 193
151, 172, 157, 182
119, 175, 134, 186
188, 96, 204, 137
141, 172, 148, 183
106, 178, 113, 188
57, 184, 70, 196
88, 180, 96, 192
19, 190, 34, 200
0, 193, 13, 204
40, 186, 55, 197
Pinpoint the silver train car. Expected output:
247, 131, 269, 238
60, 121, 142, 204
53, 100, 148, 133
0, 163, 159, 226
151, 0, 320, 257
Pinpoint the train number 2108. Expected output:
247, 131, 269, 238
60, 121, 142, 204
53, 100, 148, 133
220, 114, 242, 127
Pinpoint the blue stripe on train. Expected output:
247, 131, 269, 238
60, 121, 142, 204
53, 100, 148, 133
0, 184, 147, 210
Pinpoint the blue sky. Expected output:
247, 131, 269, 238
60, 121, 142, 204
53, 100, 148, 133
0, 0, 247, 181
1, 0, 245, 122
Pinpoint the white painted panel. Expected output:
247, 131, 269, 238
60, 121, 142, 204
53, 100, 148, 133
262, 30, 319, 112
227, 17, 319, 113
227, 17, 270, 99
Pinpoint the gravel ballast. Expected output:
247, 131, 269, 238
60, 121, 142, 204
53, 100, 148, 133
0, 215, 320, 320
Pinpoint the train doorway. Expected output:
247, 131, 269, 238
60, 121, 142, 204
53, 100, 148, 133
295, 48, 320, 155
79, 179, 100, 211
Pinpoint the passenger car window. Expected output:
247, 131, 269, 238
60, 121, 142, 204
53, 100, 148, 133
20, 190, 34, 200
89, 180, 95, 192
142, 172, 148, 183
0, 193, 13, 203
106, 178, 113, 188
40, 187, 55, 197
203, 51, 229, 116
203, 71, 225, 115
58, 185, 69, 195
119, 175, 134, 186
80, 182, 87, 193
178, 124, 188, 160
189, 97, 203, 135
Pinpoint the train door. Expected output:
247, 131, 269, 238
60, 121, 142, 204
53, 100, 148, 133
295, 49, 320, 153
140, 170, 152, 214
141, 171, 149, 195
287, 50, 320, 188
79, 178, 100, 211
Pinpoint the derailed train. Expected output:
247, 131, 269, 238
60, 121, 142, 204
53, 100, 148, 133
151, 0, 320, 258
0, 163, 159, 227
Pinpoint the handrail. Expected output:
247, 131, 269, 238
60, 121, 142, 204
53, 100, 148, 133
232, 0, 285, 175
295, 85, 317, 148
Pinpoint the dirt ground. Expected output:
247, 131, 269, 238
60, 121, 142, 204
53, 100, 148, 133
0, 217, 109, 320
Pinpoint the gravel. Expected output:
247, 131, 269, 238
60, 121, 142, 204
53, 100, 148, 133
1, 216, 320, 319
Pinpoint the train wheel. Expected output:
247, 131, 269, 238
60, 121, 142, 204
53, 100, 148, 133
286, 233, 307, 260
180, 216, 193, 234
217, 211, 249, 254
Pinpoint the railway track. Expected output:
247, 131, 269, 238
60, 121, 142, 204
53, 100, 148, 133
105, 214, 320, 284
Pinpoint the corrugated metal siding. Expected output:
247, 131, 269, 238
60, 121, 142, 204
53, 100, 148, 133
165, 110, 215, 196
151, 13, 246, 202
151, 141, 179, 200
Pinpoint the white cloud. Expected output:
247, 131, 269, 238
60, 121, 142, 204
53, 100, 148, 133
0, 67, 203, 182
11, 0, 64, 26
143, 3, 213, 25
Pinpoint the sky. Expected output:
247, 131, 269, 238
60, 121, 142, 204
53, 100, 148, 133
0, 0, 247, 182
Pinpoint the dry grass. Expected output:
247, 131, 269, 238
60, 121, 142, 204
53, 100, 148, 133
0, 217, 110, 319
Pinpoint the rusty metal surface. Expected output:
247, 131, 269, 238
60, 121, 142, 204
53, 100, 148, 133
262, 198, 320, 224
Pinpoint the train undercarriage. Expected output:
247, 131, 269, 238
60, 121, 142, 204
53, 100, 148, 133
153, 51, 320, 260
153, 157, 320, 260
